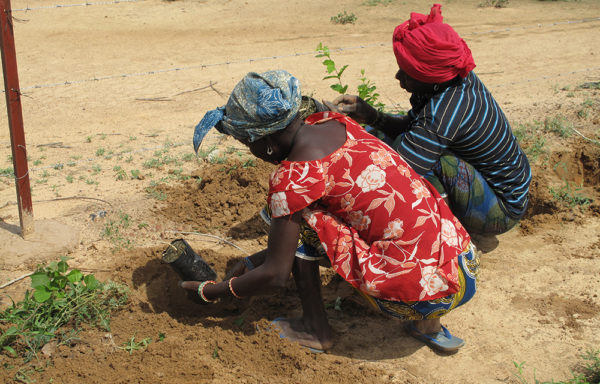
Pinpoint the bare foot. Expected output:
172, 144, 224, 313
270, 317, 334, 351
413, 318, 442, 334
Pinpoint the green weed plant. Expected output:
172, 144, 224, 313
549, 180, 592, 209
330, 11, 357, 25
480, 0, 509, 6
363, 0, 393, 5
544, 116, 573, 137
120, 334, 152, 355
102, 212, 134, 251
0, 258, 128, 362
514, 121, 547, 163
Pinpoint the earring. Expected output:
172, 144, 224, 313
433, 84, 439, 91
266, 146, 273, 156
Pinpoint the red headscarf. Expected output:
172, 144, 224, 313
392, 4, 476, 84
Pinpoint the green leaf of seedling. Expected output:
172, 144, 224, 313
330, 84, 343, 93
33, 286, 52, 303
66, 269, 83, 283
337, 64, 349, 77
158, 332, 165, 342
57, 260, 68, 273
30, 272, 50, 289
84, 275, 99, 290
323, 59, 336, 74
323, 75, 340, 80
330, 84, 348, 94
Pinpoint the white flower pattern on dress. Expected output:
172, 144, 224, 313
440, 218, 458, 247
419, 266, 449, 297
355, 164, 386, 193
270, 192, 289, 217
348, 210, 371, 232
383, 219, 405, 239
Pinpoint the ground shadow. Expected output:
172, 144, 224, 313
227, 212, 269, 240
0, 220, 20, 235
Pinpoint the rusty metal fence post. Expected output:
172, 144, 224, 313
0, 0, 33, 238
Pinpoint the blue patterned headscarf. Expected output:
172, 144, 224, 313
193, 70, 301, 152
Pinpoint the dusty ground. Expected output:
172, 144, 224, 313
0, 0, 599, 382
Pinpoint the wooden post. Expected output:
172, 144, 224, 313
0, 0, 33, 238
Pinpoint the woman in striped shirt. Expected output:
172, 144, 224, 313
327, 4, 531, 235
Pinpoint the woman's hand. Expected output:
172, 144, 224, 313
322, 95, 378, 125
179, 280, 201, 292
224, 258, 249, 280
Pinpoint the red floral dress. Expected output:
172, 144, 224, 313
267, 112, 470, 302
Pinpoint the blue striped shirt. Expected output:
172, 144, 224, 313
396, 72, 531, 218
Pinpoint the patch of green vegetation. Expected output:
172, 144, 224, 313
113, 166, 127, 181
181, 153, 195, 162
577, 99, 595, 119
146, 181, 168, 201
102, 212, 133, 251
0, 258, 128, 362
92, 164, 102, 175
549, 179, 593, 209
479, 0, 509, 7
120, 334, 151, 355
514, 349, 600, 383
0, 167, 13, 177
197, 145, 218, 161
544, 116, 573, 138
362, 0, 393, 5
130, 169, 141, 179
36, 170, 50, 185
513, 122, 547, 163
578, 81, 600, 90
95, 147, 105, 156
330, 11, 357, 25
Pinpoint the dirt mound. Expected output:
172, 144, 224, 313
154, 160, 275, 239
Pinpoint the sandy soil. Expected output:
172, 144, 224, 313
0, 0, 599, 382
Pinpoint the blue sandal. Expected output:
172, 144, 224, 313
407, 321, 465, 353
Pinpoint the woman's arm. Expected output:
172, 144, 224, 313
184, 211, 302, 300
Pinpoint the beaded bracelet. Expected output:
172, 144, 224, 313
228, 277, 242, 299
197, 280, 217, 303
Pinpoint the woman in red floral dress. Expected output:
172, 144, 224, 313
183, 70, 479, 353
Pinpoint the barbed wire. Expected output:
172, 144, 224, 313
4, 16, 598, 93
11, 0, 140, 12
